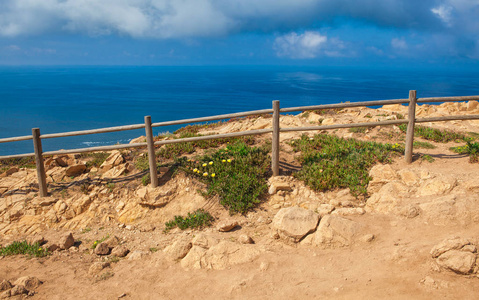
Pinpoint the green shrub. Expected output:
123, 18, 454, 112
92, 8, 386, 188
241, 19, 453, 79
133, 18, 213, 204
0, 241, 49, 257
135, 155, 150, 171
91, 234, 110, 249
421, 154, 435, 163
451, 139, 479, 162
398, 124, 466, 143
141, 173, 151, 186
80, 152, 110, 169
291, 134, 403, 198
413, 141, 436, 149
0, 157, 36, 173
179, 141, 270, 214
164, 209, 214, 232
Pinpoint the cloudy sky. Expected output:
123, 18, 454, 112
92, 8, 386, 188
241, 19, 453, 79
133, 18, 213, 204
0, 0, 478, 67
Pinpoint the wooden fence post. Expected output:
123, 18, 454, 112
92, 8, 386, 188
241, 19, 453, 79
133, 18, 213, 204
272, 100, 280, 176
32, 128, 48, 197
144, 116, 159, 188
405, 90, 417, 163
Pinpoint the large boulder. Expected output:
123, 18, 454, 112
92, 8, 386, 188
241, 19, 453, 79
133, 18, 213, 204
431, 237, 477, 275
272, 207, 320, 242
302, 215, 362, 248
65, 164, 86, 177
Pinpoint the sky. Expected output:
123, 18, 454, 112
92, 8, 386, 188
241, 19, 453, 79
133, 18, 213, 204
0, 0, 478, 68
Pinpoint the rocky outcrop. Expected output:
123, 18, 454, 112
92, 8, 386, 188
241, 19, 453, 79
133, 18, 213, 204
431, 237, 477, 275
301, 215, 362, 248
272, 207, 320, 242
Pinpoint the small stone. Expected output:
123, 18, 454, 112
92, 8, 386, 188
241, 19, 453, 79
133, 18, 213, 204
111, 246, 130, 257
0, 280, 12, 292
13, 276, 42, 291
238, 234, 254, 244
259, 262, 269, 271
89, 262, 110, 275
462, 244, 477, 253
27, 235, 45, 246
139, 224, 156, 232
125, 225, 134, 230
10, 285, 28, 296
217, 220, 239, 232
0, 289, 11, 299
65, 164, 86, 177
127, 250, 147, 260
360, 234, 375, 243
59, 232, 75, 250
95, 242, 111, 255
46, 243, 60, 252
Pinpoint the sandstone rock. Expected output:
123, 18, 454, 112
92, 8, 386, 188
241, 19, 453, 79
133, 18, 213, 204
217, 220, 239, 232
163, 235, 192, 260
238, 234, 254, 244
462, 245, 477, 253
13, 276, 42, 291
418, 175, 456, 196
302, 215, 361, 248
88, 262, 110, 275
138, 224, 156, 232
317, 204, 335, 217
2, 167, 19, 177
192, 233, 217, 249
399, 205, 420, 219
366, 182, 408, 213
431, 237, 472, 258
58, 232, 75, 250
127, 250, 147, 260
272, 207, 319, 242
46, 243, 60, 252
203, 241, 261, 270
65, 164, 86, 177
398, 169, 419, 186
436, 250, 476, 274
94, 242, 111, 255
27, 235, 45, 246
103, 235, 120, 248
100, 151, 124, 172
268, 178, 292, 195
467, 100, 478, 111
0, 280, 12, 292
0, 290, 10, 299
360, 234, 375, 243
10, 285, 27, 296
367, 164, 398, 193
331, 208, 365, 216
102, 164, 127, 178
111, 245, 129, 257
180, 246, 208, 270
129, 136, 146, 144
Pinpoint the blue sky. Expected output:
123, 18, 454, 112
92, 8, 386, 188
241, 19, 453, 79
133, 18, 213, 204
0, 0, 478, 67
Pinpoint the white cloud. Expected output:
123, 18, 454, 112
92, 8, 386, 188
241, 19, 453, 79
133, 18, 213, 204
391, 38, 408, 50
431, 5, 453, 27
274, 31, 328, 59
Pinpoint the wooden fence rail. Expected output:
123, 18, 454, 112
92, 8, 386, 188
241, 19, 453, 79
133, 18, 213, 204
1, 90, 479, 197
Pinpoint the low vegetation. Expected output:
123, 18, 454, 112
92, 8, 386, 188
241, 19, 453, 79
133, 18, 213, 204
413, 140, 436, 149
80, 152, 109, 169
451, 139, 479, 162
179, 141, 270, 214
0, 241, 49, 257
0, 157, 36, 173
164, 209, 214, 232
398, 124, 466, 143
91, 234, 110, 249
290, 134, 403, 198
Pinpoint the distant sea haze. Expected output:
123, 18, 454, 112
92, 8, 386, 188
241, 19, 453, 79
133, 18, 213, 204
1, 66, 478, 156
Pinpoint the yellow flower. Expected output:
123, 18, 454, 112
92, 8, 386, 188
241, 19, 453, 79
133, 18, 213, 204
202, 163, 207, 167
38, 248, 42, 251
222, 159, 226, 163
209, 161, 213, 165
211, 173, 216, 177
203, 172, 208, 176
227, 159, 232, 163
193, 168, 198, 172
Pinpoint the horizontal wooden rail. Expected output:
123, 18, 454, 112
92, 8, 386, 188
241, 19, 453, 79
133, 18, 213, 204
417, 96, 479, 103
154, 129, 273, 146
415, 115, 479, 123
280, 119, 409, 133
0, 135, 33, 144
0, 152, 36, 160
151, 109, 274, 128
40, 124, 146, 139
280, 98, 409, 113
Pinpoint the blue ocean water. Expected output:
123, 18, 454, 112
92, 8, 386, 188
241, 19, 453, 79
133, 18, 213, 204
1, 66, 478, 156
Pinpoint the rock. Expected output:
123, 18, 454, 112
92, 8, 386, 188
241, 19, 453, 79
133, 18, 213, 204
431, 237, 472, 258
3, 167, 19, 177
27, 235, 45, 246
366, 182, 408, 213
164, 235, 192, 260
360, 234, 375, 243
129, 136, 146, 144
127, 250, 147, 260
94, 243, 111, 255
302, 215, 361, 248
46, 243, 60, 252
436, 250, 476, 274
100, 151, 124, 172
0, 280, 12, 292
331, 208, 365, 216
180, 246, 208, 270
238, 234, 254, 244
13, 276, 42, 291
103, 235, 120, 248
367, 164, 398, 193
268, 180, 292, 195
111, 245, 129, 257
192, 233, 217, 249
102, 164, 127, 178
10, 285, 27, 296
272, 207, 319, 242
58, 232, 75, 250
65, 164, 86, 177
89, 262, 110, 275
418, 175, 456, 196
138, 224, 156, 232
467, 100, 478, 111
399, 205, 420, 219
398, 169, 420, 186
0, 290, 11, 299
203, 241, 261, 270
217, 220, 239, 232
462, 245, 477, 253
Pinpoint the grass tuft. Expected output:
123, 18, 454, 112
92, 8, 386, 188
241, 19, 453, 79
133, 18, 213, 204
0, 241, 49, 257
164, 209, 214, 232
398, 124, 466, 143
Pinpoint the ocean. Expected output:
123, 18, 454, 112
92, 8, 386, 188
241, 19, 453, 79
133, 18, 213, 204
1, 65, 478, 156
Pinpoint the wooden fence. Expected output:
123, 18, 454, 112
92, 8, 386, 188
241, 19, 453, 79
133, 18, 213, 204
1, 90, 479, 197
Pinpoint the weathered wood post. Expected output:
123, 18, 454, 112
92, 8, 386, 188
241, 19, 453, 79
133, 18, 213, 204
32, 128, 48, 197
405, 90, 417, 163
272, 100, 280, 176
144, 116, 159, 188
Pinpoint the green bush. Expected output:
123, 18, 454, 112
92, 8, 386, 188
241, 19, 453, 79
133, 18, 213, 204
291, 134, 403, 198
398, 124, 466, 143
451, 139, 479, 162
0, 157, 36, 173
164, 209, 214, 232
413, 140, 436, 149
0, 241, 49, 257
80, 152, 109, 169
179, 141, 270, 214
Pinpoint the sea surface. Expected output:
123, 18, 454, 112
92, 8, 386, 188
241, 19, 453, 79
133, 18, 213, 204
1, 65, 478, 156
